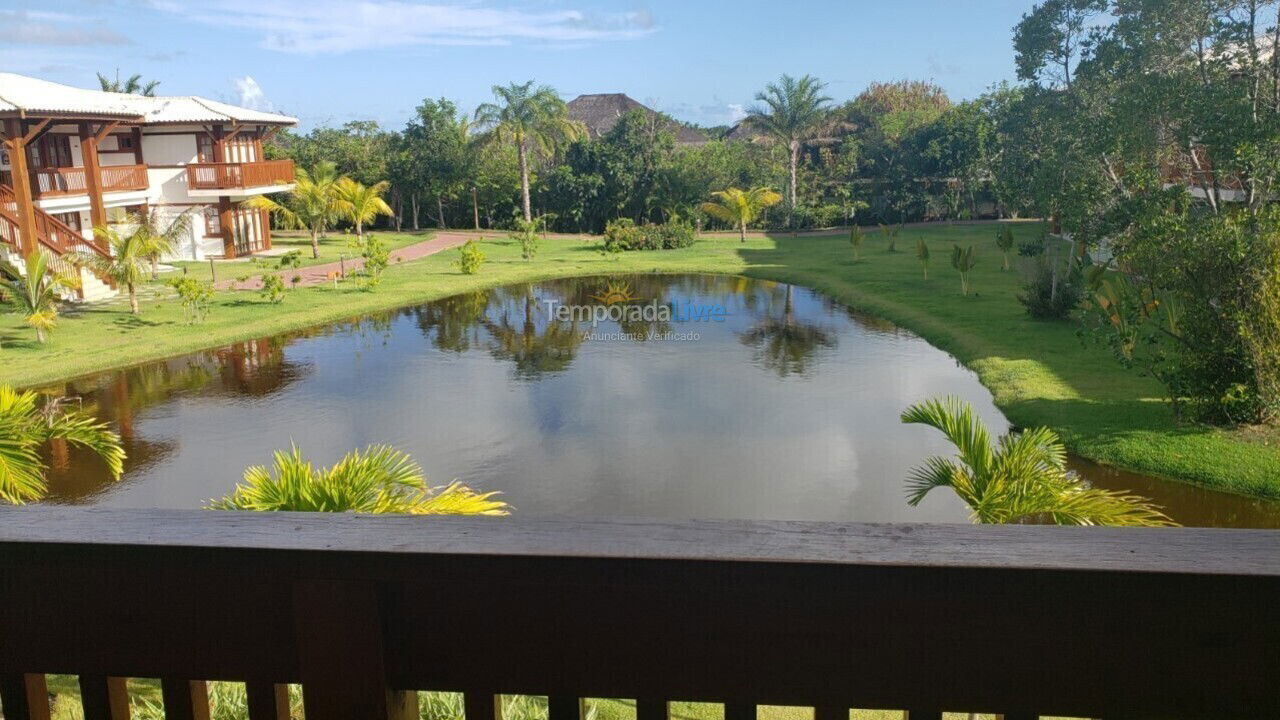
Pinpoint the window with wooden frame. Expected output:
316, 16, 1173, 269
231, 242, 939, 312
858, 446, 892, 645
196, 134, 215, 163
203, 206, 222, 236
28, 135, 73, 169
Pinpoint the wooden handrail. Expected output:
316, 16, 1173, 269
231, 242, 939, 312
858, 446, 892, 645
186, 159, 295, 190
1, 165, 148, 198
0, 507, 1276, 720
0, 183, 111, 259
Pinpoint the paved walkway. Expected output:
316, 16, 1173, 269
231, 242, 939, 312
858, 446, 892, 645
215, 232, 473, 291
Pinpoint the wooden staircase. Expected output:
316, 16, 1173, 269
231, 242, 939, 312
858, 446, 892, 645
0, 182, 117, 301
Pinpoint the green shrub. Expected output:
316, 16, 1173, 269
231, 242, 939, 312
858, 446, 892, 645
511, 219, 541, 260
357, 235, 390, 290
1017, 257, 1082, 320
1017, 238, 1045, 257
278, 249, 303, 270
602, 219, 696, 251
166, 275, 214, 324
455, 239, 485, 274
259, 274, 285, 304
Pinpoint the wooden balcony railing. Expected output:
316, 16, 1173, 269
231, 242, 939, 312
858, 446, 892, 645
1, 165, 149, 198
0, 507, 1276, 720
186, 159, 296, 191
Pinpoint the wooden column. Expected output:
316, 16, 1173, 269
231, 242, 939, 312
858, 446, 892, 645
2, 118, 44, 257
79, 122, 108, 231
218, 196, 236, 258
293, 579, 417, 720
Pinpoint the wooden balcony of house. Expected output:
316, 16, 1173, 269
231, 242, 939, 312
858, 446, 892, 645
0, 165, 149, 199
0, 507, 1276, 720
185, 159, 296, 193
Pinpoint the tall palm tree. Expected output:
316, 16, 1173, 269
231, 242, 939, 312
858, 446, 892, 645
245, 162, 342, 258
134, 210, 193, 280
0, 251, 79, 343
96, 71, 160, 96
207, 444, 509, 515
73, 215, 156, 315
901, 397, 1174, 526
747, 74, 832, 226
700, 187, 783, 242
334, 177, 393, 242
0, 385, 124, 504
473, 81, 583, 222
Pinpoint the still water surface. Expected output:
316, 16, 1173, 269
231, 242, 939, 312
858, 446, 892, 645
41, 274, 1280, 527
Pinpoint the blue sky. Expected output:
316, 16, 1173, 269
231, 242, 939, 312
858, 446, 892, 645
2, 0, 1036, 131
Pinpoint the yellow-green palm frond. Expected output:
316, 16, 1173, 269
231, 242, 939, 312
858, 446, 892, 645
0, 385, 125, 503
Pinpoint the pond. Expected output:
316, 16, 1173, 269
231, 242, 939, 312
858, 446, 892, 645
39, 274, 1280, 527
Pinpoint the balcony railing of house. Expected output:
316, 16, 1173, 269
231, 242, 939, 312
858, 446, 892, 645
185, 159, 296, 191
0, 183, 111, 261
0, 165, 149, 198
0, 507, 1276, 720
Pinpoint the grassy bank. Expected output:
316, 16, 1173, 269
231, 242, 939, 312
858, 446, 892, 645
2, 222, 1277, 498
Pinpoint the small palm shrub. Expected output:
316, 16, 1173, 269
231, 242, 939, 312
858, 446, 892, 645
1018, 256, 1084, 320
950, 244, 977, 295
207, 444, 509, 514
0, 251, 79, 343
259, 274, 286, 303
849, 226, 864, 262
167, 276, 214, 324
0, 385, 124, 504
915, 237, 930, 279
879, 222, 902, 252
901, 396, 1174, 526
995, 225, 1015, 270
455, 239, 486, 274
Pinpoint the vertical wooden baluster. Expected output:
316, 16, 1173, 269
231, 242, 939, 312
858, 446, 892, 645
904, 711, 941, 720
813, 706, 846, 720
245, 682, 290, 720
79, 676, 130, 720
293, 578, 415, 720
0, 673, 51, 720
160, 679, 210, 720
1001, 714, 1038, 720
547, 695, 579, 720
465, 692, 501, 720
636, 699, 668, 720
724, 702, 755, 720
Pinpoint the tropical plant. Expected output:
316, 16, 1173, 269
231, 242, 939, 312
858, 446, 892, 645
511, 217, 542, 260
167, 275, 214, 324
915, 237, 931, 280
995, 224, 1015, 270
334, 177, 393, 242
97, 70, 159, 96
259, 273, 286, 304
207, 444, 509, 515
950, 244, 977, 295
136, 210, 194, 280
699, 187, 783, 242
278, 250, 303, 270
0, 251, 79, 343
73, 216, 159, 314
354, 234, 390, 289
0, 385, 124, 504
747, 74, 832, 225
878, 223, 902, 252
849, 226, 865, 262
245, 162, 342, 258
455, 239, 485, 275
474, 81, 583, 222
901, 397, 1174, 526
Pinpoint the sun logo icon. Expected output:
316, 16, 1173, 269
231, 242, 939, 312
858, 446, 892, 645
589, 282, 638, 305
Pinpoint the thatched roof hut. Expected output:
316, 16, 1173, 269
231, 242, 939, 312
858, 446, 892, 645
567, 93, 707, 145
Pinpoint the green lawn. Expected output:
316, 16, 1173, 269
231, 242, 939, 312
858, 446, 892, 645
158, 230, 432, 284
2, 222, 1278, 498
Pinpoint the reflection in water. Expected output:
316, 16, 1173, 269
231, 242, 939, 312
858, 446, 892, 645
36, 274, 1280, 527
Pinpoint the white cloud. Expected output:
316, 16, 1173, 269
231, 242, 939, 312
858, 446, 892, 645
153, 0, 656, 54
0, 10, 132, 46
726, 103, 747, 124
233, 76, 272, 111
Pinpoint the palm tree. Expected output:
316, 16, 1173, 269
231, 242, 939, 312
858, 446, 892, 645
135, 210, 193, 280
901, 397, 1174, 526
700, 187, 783, 242
0, 251, 79, 343
474, 81, 583, 222
334, 178, 393, 242
746, 74, 832, 225
245, 162, 341, 258
73, 216, 155, 314
97, 70, 159, 96
207, 444, 509, 515
0, 385, 124, 504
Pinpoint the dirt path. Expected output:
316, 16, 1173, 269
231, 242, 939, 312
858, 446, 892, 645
215, 232, 473, 291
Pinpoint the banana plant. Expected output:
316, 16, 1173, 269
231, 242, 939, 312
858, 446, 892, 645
915, 237, 930, 280
951, 244, 977, 295
995, 224, 1015, 270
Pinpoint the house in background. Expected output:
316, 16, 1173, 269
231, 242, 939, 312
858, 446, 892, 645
0, 73, 296, 299
567, 93, 707, 145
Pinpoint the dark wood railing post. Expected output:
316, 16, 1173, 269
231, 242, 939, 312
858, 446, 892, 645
293, 578, 416, 720
813, 705, 846, 720
724, 702, 755, 720
547, 695, 579, 720
464, 692, 501, 720
79, 675, 130, 720
0, 673, 50, 720
636, 698, 667, 720
245, 681, 291, 720
161, 679, 210, 720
